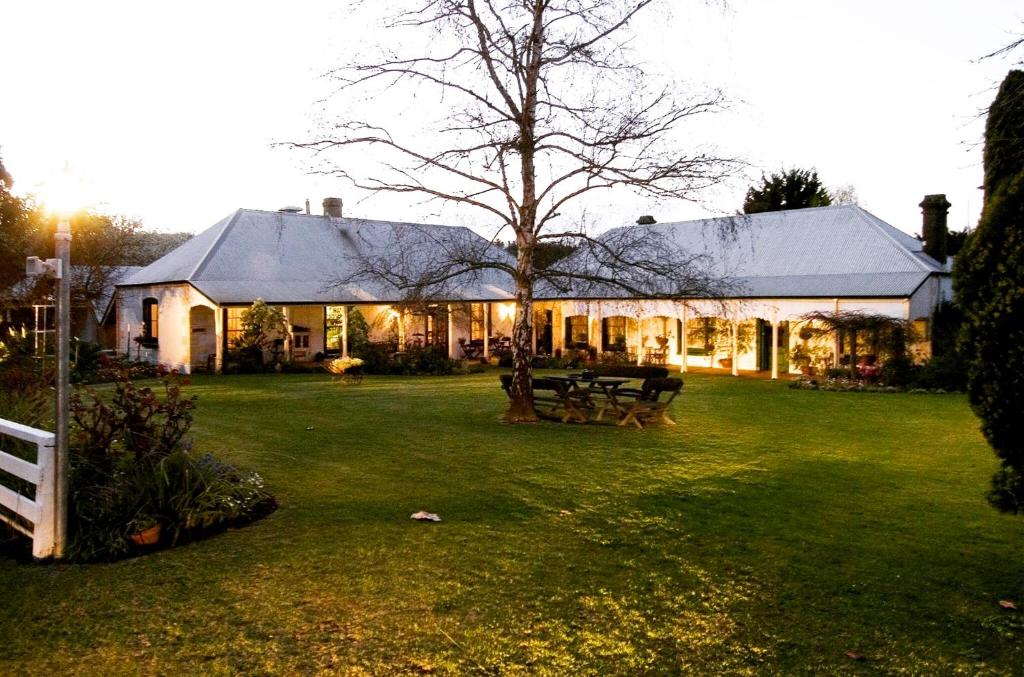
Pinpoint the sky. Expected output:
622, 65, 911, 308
2, 1, 1021, 239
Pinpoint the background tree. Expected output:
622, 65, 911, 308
954, 69, 1024, 513
1, 154, 191, 319
295, 0, 739, 421
829, 183, 859, 206
0, 155, 44, 297
742, 168, 832, 214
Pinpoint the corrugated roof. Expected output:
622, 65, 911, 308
537, 205, 944, 299
122, 204, 944, 304
121, 209, 515, 304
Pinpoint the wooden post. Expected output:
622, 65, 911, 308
593, 302, 602, 355
531, 307, 538, 355
282, 306, 292, 361
214, 306, 224, 373
447, 304, 455, 358
397, 308, 406, 348
731, 319, 739, 376
483, 303, 490, 359
680, 305, 688, 373
341, 306, 349, 358
636, 315, 643, 366
833, 297, 841, 368
771, 318, 779, 380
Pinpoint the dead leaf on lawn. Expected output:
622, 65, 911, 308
999, 599, 1017, 610
845, 650, 866, 661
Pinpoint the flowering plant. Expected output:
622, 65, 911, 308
327, 356, 364, 374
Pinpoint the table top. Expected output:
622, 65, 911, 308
549, 374, 632, 385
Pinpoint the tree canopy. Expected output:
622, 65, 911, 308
742, 168, 832, 214
953, 69, 1024, 513
296, 0, 739, 421
0, 155, 192, 312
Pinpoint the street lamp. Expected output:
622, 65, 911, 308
24, 165, 82, 560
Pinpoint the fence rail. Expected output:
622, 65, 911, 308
0, 418, 56, 559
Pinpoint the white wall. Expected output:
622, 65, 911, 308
116, 284, 218, 372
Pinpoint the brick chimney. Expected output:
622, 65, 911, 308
322, 197, 343, 218
919, 194, 950, 263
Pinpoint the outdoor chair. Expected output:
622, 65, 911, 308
616, 377, 683, 429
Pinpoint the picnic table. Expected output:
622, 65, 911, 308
545, 374, 633, 422
500, 371, 683, 428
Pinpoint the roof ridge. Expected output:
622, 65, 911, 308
849, 206, 935, 273
190, 210, 243, 280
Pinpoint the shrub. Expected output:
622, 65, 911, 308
394, 345, 460, 375
225, 299, 287, 373
953, 70, 1024, 512
68, 372, 275, 561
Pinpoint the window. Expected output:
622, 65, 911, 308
564, 315, 589, 347
226, 307, 244, 347
602, 316, 629, 351
292, 329, 310, 349
141, 298, 159, 346
471, 304, 486, 340
326, 306, 346, 352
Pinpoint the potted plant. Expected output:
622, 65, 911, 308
129, 515, 162, 547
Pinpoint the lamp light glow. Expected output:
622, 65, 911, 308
45, 162, 87, 219
497, 302, 516, 321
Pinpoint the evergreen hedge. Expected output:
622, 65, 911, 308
953, 70, 1024, 512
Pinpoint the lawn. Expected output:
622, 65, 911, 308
2, 371, 1023, 674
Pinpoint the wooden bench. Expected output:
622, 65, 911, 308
616, 377, 683, 429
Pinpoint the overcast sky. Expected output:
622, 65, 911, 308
2, 1, 1021, 238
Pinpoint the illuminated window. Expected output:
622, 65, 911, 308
141, 298, 159, 346
564, 315, 589, 347
226, 307, 244, 347
326, 306, 346, 351
471, 304, 486, 340
602, 316, 629, 351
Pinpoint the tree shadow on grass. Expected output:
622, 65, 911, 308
625, 455, 1024, 672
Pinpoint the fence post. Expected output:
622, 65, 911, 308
32, 437, 57, 560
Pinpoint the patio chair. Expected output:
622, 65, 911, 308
616, 377, 683, 429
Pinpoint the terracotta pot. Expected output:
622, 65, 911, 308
130, 524, 161, 546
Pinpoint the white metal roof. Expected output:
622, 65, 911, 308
121, 204, 943, 304
121, 209, 516, 304
537, 204, 944, 299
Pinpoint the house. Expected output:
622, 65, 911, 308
113, 195, 952, 376
114, 200, 516, 372
533, 196, 952, 376
3, 265, 141, 352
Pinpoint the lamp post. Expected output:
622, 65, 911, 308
52, 216, 71, 559
24, 167, 80, 560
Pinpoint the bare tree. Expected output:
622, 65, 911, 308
293, 0, 740, 421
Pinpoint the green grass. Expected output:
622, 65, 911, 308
2, 371, 1023, 675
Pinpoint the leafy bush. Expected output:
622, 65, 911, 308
394, 345, 460, 375
225, 299, 287, 373
68, 372, 275, 561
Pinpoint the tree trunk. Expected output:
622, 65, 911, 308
505, 243, 538, 422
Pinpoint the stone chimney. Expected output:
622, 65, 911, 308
636, 215, 656, 225
322, 197, 343, 218
919, 194, 950, 263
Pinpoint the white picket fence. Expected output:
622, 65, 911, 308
0, 418, 56, 559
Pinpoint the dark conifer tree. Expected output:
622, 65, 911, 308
954, 70, 1024, 512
